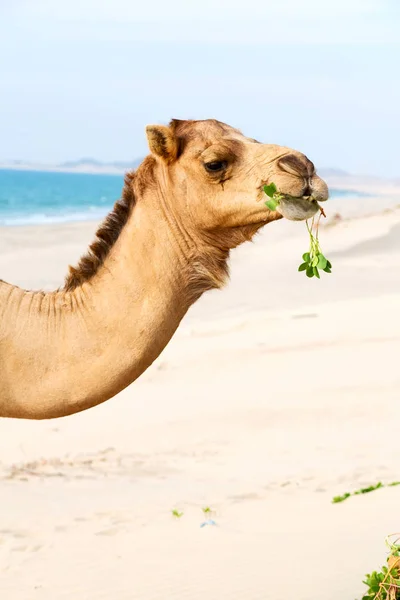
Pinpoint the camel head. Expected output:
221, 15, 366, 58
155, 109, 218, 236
144, 118, 328, 249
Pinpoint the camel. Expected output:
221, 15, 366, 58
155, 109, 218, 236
0, 119, 328, 420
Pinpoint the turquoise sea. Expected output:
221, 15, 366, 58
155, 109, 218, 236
0, 169, 124, 226
0, 168, 365, 227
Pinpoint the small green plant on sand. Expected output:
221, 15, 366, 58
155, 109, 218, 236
332, 481, 400, 504
332, 492, 352, 504
171, 509, 184, 519
360, 534, 400, 599
263, 182, 332, 279
202, 506, 213, 516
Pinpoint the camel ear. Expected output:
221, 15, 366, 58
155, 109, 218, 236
145, 125, 179, 163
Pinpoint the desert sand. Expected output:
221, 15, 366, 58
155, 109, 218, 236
1, 189, 400, 599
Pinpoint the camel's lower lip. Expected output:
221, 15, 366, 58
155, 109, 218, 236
277, 196, 320, 222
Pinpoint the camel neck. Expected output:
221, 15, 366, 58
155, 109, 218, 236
0, 196, 205, 419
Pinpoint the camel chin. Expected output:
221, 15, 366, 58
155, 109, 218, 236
277, 196, 320, 222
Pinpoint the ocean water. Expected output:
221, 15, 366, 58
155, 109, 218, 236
0, 168, 365, 227
0, 169, 124, 226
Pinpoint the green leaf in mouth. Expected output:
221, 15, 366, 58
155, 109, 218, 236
265, 198, 279, 211
263, 182, 278, 198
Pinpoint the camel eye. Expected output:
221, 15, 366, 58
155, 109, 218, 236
204, 160, 227, 173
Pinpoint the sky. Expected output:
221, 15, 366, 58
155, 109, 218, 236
1, 0, 399, 176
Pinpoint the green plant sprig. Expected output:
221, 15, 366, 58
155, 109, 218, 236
263, 182, 332, 279
298, 219, 331, 279
332, 481, 400, 504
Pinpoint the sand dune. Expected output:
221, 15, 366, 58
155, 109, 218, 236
1, 195, 400, 599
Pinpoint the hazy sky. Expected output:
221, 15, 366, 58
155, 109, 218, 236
1, 0, 399, 176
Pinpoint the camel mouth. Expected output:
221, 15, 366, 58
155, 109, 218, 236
276, 195, 321, 222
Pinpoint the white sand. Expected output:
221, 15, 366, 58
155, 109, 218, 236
1, 192, 400, 599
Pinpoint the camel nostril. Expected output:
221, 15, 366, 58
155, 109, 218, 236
278, 154, 315, 178
303, 184, 312, 197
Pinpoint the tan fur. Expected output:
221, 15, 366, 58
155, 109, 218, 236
0, 119, 328, 420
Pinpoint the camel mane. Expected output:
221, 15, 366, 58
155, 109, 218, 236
64, 170, 138, 291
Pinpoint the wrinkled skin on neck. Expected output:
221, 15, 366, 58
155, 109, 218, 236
0, 119, 328, 420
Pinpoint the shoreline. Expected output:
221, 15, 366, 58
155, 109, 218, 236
1, 196, 400, 231
1, 192, 399, 230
